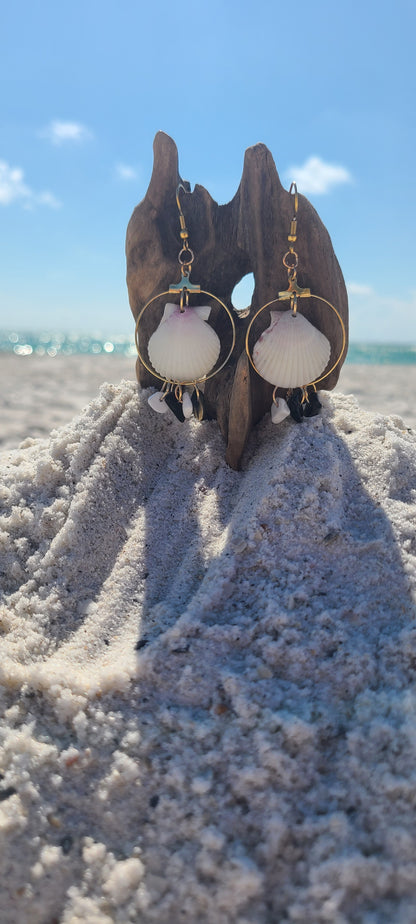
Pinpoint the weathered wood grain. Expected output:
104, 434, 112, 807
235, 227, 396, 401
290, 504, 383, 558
126, 132, 348, 469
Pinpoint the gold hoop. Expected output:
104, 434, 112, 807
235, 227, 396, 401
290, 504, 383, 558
245, 294, 346, 389
135, 291, 236, 387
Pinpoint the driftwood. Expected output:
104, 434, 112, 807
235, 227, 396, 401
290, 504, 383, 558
126, 132, 349, 469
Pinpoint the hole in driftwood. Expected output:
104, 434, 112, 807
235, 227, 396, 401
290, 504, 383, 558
231, 273, 255, 314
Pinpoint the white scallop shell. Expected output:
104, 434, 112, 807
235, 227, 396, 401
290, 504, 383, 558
253, 310, 331, 388
271, 397, 290, 424
148, 303, 220, 382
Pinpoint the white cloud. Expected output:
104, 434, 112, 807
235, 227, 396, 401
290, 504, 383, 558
0, 160, 61, 209
115, 163, 138, 181
347, 282, 375, 297
35, 190, 61, 209
0, 161, 30, 204
286, 156, 353, 195
41, 120, 93, 145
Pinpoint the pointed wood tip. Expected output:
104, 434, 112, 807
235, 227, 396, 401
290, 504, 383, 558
153, 130, 177, 154
147, 132, 180, 208
242, 142, 284, 191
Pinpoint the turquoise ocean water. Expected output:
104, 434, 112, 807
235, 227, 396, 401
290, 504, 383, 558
0, 330, 416, 364
0, 330, 137, 357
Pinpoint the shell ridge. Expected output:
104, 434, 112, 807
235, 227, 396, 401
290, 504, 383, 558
252, 309, 331, 389
148, 306, 220, 381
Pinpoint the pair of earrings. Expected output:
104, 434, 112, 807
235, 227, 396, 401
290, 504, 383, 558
135, 183, 346, 425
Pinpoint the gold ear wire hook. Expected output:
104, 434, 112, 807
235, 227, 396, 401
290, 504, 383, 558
175, 181, 196, 285
288, 182, 298, 245
289, 182, 298, 215
176, 183, 190, 242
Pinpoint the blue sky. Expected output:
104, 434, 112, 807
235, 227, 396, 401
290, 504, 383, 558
1, 0, 415, 342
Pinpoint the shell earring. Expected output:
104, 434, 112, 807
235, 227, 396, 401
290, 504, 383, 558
135, 183, 236, 422
245, 183, 346, 424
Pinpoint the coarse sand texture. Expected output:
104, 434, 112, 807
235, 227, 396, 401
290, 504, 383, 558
1, 381, 416, 922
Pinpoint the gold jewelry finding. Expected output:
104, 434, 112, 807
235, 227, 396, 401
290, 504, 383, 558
246, 293, 346, 390
135, 183, 236, 398
135, 289, 236, 388
245, 183, 346, 397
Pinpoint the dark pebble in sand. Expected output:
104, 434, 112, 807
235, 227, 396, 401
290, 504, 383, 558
60, 834, 74, 855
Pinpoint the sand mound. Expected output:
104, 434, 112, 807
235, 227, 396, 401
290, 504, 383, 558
1, 382, 416, 923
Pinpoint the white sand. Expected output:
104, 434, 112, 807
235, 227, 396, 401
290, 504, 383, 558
1, 354, 415, 453
1, 364, 416, 922
0, 355, 134, 453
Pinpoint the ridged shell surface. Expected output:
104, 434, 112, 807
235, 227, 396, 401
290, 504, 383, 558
148, 304, 220, 382
253, 310, 331, 388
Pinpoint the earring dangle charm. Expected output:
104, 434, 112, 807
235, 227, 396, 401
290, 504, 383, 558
245, 183, 346, 425
135, 183, 236, 422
